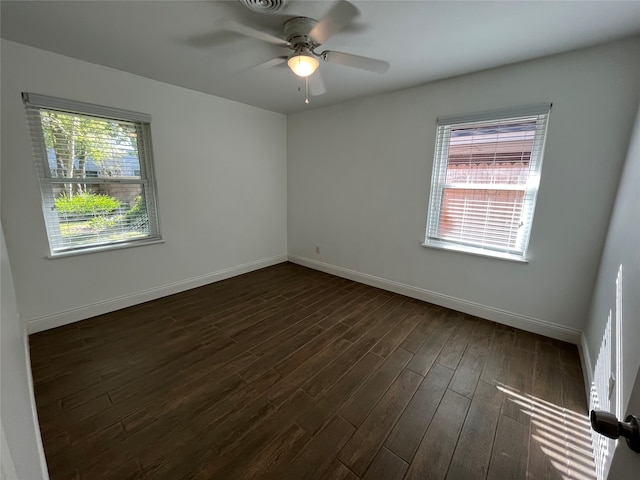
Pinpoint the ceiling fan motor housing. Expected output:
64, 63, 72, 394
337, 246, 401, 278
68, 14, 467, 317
239, 0, 289, 15
284, 17, 319, 47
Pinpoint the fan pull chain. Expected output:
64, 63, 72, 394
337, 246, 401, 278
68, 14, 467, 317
305, 76, 310, 104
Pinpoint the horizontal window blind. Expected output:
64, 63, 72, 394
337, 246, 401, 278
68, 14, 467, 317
426, 104, 550, 259
22, 92, 151, 123
23, 93, 161, 255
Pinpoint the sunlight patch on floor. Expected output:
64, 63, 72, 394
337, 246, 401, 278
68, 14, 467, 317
497, 383, 597, 480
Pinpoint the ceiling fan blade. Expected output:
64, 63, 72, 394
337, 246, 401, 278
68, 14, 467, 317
218, 19, 288, 46
309, 71, 326, 96
322, 50, 390, 73
249, 56, 288, 71
309, 0, 359, 45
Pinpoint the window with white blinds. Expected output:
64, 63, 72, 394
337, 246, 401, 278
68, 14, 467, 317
23, 93, 161, 256
424, 104, 551, 261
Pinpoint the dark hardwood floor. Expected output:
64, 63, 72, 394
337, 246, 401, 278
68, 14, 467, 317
29, 262, 597, 480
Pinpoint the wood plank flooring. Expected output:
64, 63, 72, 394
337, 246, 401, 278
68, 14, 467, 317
29, 262, 597, 480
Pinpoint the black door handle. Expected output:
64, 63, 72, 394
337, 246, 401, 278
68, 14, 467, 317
590, 410, 640, 453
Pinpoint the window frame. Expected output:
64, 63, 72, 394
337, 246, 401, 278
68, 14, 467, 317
23, 93, 162, 258
423, 103, 551, 262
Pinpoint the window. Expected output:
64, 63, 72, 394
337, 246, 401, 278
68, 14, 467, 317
424, 104, 551, 261
23, 93, 161, 256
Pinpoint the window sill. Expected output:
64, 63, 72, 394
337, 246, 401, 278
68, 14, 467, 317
47, 238, 164, 259
421, 240, 529, 264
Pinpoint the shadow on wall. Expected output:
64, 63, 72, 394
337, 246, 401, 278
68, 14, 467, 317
589, 264, 624, 479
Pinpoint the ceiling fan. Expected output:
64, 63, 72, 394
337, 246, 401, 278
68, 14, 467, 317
219, 0, 390, 99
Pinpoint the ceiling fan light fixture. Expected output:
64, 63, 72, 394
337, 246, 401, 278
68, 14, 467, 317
287, 48, 319, 77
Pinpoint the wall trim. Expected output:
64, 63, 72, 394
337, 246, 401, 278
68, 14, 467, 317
22, 328, 50, 479
26, 254, 287, 334
27, 251, 586, 347
288, 254, 582, 345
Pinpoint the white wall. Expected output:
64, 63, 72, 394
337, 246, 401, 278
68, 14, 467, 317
287, 37, 640, 342
1, 40, 287, 332
1, 226, 48, 480
1, 421, 19, 480
584, 102, 640, 479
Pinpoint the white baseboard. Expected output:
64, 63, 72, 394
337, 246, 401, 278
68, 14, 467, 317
22, 329, 50, 480
26, 254, 287, 334
288, 254, 582, 345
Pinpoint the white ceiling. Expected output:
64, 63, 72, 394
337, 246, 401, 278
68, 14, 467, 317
2, 1, 639, 114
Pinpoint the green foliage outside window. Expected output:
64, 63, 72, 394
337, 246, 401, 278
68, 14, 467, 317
125, 195, 146, 220
55, 192, 121, 216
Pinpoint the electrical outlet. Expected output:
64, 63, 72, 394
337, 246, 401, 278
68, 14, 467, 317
315, 245, 320, 254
